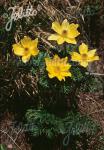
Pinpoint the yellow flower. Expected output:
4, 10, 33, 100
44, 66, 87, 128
71, 43, 99, 67
13, 36, 39, 63
48, 19, 80, 45
45, 55, 72, 81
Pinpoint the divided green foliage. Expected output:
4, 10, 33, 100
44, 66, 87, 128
80, 75, 103, 93
71, 66, 86, 82
26, 109, 65, 138
26, 109, 99, 139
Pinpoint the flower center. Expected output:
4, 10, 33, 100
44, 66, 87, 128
62, 30, 68, 36
81, 54, 88, 60
54, 66, 60, 74
25, 47, 29, 51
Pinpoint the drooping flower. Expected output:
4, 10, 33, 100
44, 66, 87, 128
71, 43, 99, 67
13, 36, 39, 63
45, 55, 72, 81
48, 19, 80, 45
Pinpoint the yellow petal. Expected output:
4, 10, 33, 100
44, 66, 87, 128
48, 73, 55, 79
65, 38, 77, 44
71, 52, 81, 61
27, 38, 39, 55
45, 58, 51, 66
53, 54, 60, 60
61, 64, 71, 71
68, 23, 80, 38
57, 37, 65, 45
80, 61, 88, 67
62, 72, 72, 77
57, 75, 64, 81
21, 36, 32, 48
88, 56, 99, 62
93, 56, 99, 60
13, 43, 25, 56
88, 49, 96, 57
22, 55, 31, 63
62, 19, 69, 30
79, 43, 88, 54
52, 21, 62, 34
31, 49, 39, 56
60, 57, 68, 64
48, 34, 60, 41
30, 38, 38, 48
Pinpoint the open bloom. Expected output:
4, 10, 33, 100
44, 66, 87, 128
71, 43, 99, 67
13, 36, 39, 63
45, 55, 72, 81
48, 19, 80, 45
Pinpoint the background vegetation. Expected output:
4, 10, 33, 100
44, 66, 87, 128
0, 0, 104, 150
